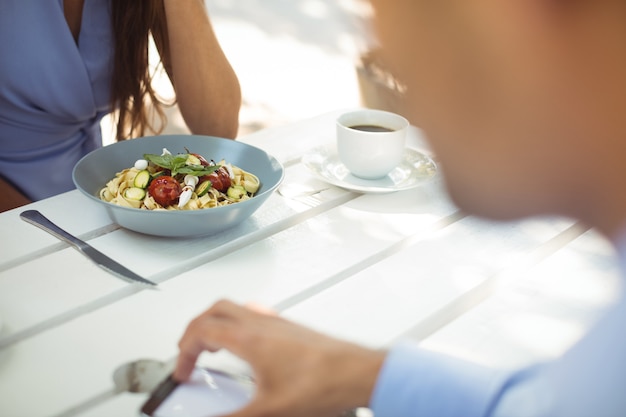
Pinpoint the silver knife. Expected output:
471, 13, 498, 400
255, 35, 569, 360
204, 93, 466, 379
20, 210, 157, 287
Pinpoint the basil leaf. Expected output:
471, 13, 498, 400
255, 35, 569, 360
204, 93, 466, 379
143, 153, 221, 177
169, 154, 191, 176
144, 153, 174, 169
177, 165, 221, 176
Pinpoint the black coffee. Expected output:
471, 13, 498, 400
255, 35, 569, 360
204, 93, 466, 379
348, 124, 394, 133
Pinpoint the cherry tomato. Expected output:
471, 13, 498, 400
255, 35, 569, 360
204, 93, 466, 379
200, 166, 231, 192
148, 176, 182, 207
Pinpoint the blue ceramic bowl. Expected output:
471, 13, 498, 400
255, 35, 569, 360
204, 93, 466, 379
73, 135, 284, 237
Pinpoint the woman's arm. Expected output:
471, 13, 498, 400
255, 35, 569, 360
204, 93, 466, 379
161, 0, 241, 139
0, 176, 31, 212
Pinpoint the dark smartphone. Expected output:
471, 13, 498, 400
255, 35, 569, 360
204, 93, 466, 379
140, 367, 255, 417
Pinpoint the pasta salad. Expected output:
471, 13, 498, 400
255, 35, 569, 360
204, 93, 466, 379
99, 148, 261, 210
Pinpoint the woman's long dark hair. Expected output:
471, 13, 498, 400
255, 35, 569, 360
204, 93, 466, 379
110, 0, 171, 141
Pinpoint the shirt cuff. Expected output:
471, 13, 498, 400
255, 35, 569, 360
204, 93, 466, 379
369, 341, 506, 417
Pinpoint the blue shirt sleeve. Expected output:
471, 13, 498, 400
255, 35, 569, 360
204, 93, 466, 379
370, 294, 626, 417
371, 232, 626, 417
369, 342, 509, 417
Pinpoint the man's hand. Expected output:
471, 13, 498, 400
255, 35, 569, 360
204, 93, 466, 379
174, 299, 386, 417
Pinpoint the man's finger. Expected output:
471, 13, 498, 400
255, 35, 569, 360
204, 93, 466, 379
174, 308, 254, 381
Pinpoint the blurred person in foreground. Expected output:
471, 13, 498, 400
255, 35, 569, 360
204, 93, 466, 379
0, 0, 240, 212
173, 0, 626, 416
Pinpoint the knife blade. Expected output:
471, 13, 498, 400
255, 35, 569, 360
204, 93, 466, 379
20, 210, 157, 287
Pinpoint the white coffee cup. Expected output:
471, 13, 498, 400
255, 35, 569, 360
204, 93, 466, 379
336, 109, 409, 179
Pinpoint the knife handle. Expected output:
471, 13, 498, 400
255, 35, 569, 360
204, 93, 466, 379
20, 210, 89, 251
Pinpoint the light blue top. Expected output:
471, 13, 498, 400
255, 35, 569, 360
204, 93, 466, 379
370, 229, 626, 416
0, 0, 113, 200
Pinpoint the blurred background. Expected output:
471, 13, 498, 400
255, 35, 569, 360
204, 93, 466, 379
103, 0, 385, 143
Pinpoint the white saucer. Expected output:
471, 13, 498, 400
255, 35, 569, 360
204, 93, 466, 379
302, 146, 437, 194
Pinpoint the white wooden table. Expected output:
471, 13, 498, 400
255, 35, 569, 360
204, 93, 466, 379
0, 110, 622, 417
